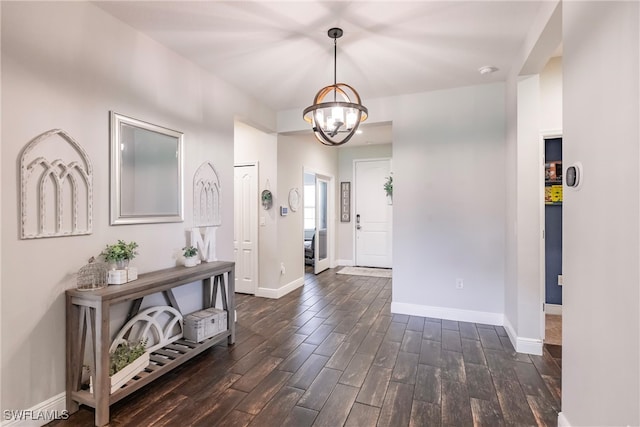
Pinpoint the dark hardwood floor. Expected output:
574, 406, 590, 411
51, 267, 561, 426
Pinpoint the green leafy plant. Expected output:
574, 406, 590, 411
101, 240, 138, 263
383, 175, 393, 197
182, 245, 198, 258
109, 339, 147, 376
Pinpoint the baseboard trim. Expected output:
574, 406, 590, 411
255, 277, 304, 299
544, 303, 562, 315
335, 259, 354, 267
557, 412, 571, 427
1, 392, 67, 427
390, 302, 503, 326
503, 316, 543, 356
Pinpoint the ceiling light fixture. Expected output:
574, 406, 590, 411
478, 65, 499, 75
303, 28, 368, 146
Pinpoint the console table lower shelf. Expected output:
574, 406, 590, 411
73, 332, 230, 408
66, 261, 235, 427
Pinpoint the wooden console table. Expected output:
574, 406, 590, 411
65, 261, 235, 426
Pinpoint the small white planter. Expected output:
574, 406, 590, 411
90, 352, 150, 394
184, 256, 199, 267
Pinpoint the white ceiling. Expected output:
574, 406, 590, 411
95, 1, 543, 113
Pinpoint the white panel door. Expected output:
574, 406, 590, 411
355, 159, 392, 268
234, 164, 258, 294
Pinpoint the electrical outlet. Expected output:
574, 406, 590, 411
456, 278, 464, 289
558, 274, 563, 286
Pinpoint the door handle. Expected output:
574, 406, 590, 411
356, 214, 361, 230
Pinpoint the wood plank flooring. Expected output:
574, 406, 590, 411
50, 267, 561, 426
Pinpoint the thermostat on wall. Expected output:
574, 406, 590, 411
566, 162, 582, 188
280, 206, 288, 216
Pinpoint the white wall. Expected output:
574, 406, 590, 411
504, 0, 561, 354
336, 143, 392, 264
391, 83, 506, 323
540, 56, 563, 133
515, 74, 544, 342
562, 1, 639, 425
234, 121, 279, 293
280, 83, 508, 324
1, 2, 274, 415
276, 133, 338, 294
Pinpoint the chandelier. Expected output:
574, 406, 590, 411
303, 28, 368, 146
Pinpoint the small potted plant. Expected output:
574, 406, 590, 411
261, 189, 273, 210
182, 245, 199, 267
90, 339, 149, 394
383, 175, 393, 204
101, 240, 138, 269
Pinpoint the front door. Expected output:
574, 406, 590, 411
355, 159, 392, 268
234, 164, 258, 294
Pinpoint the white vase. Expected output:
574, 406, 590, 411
184, 256, 198, 267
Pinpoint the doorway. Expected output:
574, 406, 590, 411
354, 159, 392, 268
234, 164, 258, 294
303, 171, 333, 274
543, 136, 563, 345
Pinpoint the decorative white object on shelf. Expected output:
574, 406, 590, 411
288, 188, 301, 212
191, 227, 217, 262
91, 304, 183, 394
110, 306, 183, 353
20, 129, 93, 239
193, 161, 221, 227
184, 256, 199, 267
183, 308, 228, 343
107, 267, 138, 285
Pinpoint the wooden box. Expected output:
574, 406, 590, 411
184, 308, 226, 342
204, 308, 227, 333
108, 267, 138, 285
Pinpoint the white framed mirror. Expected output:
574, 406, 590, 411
110, 112, 184, 225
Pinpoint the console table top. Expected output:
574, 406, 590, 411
66, 260, 234, 302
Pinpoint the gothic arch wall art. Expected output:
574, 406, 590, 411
20, 129, 93, 239
193, 161, 221, 227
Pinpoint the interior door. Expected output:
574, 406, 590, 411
314, 176, 330, 274
355, 159, 392, 268
234, 164, 258, 294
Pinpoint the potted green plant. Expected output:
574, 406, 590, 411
101, 240, 138, 269
90, 339, 149, 394
182, 245, 199, 267
383, 175, 393, 204
261, 189, 273, 210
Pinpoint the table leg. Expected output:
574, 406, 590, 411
65, 296, 80, 414
94, 301, 111, 427
227, 269, 235, 344
203, 277, 212, 308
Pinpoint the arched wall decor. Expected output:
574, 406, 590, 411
20, 129, 93, 239
193, 161, 221, 227
110, 306, 183, 354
